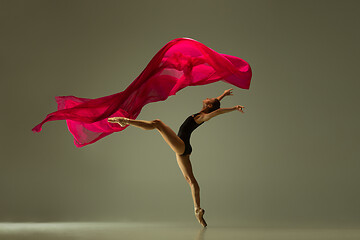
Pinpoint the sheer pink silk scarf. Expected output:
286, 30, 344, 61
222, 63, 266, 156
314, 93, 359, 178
32, 37, 252, 147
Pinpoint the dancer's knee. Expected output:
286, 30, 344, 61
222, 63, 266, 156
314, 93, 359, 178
186, 176, 198, 187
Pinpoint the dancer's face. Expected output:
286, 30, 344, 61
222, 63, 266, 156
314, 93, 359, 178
203, 98, 216, 108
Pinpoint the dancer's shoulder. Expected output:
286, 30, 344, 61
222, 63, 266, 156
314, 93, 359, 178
193, 112, 205, 124
198, 109, 223, 122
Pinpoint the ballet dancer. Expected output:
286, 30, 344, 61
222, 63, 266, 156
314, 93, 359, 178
108, 88, 245, 227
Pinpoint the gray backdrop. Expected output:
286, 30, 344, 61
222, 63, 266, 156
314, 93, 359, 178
1, 0, 359, 227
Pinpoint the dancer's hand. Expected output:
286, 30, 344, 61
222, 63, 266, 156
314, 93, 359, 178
223, 88, 233, 96
235, 105, 245, 113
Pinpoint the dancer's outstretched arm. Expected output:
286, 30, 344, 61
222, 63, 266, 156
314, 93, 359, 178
201, 105, 245, 122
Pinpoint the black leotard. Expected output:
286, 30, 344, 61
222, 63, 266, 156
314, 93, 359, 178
177, 112, 204, 156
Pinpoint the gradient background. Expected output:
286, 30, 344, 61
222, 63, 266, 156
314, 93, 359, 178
1, 0, 359, 227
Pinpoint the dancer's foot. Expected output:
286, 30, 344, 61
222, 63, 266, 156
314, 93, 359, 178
195, 208, 207, 227
108, 117, 130, 127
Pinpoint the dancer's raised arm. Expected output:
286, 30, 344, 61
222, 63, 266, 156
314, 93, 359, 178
216, 88, 233, 101
201, 105, 245, 122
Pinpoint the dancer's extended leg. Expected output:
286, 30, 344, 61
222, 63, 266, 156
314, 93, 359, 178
108, 117, 185, 155
125, 119, 155, 130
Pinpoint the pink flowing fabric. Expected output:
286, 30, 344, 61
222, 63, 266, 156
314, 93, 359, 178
32, 37, 252, 147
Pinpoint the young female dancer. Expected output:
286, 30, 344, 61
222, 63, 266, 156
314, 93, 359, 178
108, 88, 245, 227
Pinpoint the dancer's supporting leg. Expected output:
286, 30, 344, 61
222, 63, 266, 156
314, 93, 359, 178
108, 117, 207, 227
176, 154, 200, 209
176, 154, 207, 227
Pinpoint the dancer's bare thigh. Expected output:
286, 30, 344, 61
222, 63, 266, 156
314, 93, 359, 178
153, 119, 185, 155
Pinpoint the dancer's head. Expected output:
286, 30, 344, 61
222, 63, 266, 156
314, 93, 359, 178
202, 98, 220, 113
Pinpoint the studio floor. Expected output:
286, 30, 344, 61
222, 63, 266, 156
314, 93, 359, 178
0, 222, 359, 240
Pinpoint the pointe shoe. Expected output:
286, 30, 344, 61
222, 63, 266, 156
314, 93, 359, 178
108, 117, 129, 127
195, 208, 207, 227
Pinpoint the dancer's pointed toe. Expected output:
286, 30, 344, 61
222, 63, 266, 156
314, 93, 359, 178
118, 117, 130, 127
195, 208, 207, 227
107, 117, 129, 127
